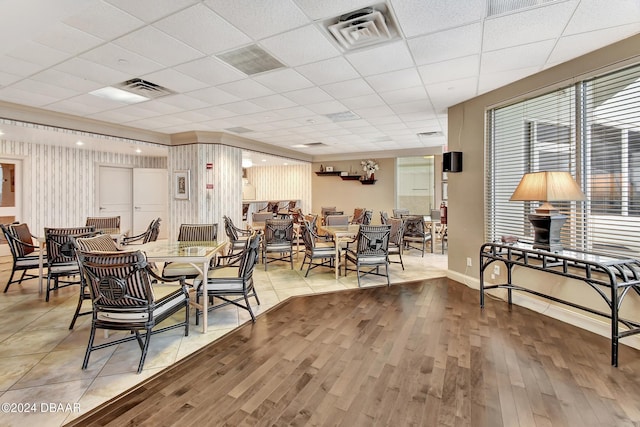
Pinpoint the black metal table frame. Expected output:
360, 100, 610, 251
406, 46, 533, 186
480, 242, 640, 366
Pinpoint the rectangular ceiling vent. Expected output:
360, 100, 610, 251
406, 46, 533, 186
324, 3, 400, 51
115, 78, 174, 99
217, 44, 285, 75
324, 110, 361, 122
417, 131, 446, 146
305, 142, 327, 147
487, 0, 561, 17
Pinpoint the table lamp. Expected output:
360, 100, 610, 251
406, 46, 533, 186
510, 171, 585, 252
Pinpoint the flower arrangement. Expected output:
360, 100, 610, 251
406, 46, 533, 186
361, 159, 379, 179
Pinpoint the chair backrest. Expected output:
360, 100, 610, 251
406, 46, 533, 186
85, 216, 120, 231
402, 216, 426, 237
264, 218, 294, 245
146, 218, 161, 243
4, 223, 36, 257
286, 200, 297, 211
325, 215, 349, 226
350, 208, 366, 224
363, 210, 373, 225
290, 208, 304, 224
430, 209, 441, 221
45, 226, 97, 266
252, 212, 274, 223
237, 233, 260, 280
355, 225, 391, 257
304, 214, 318, 232
177, 223, 218, 242
323, 210, 344, 224
393, 208, 410, 218
75, 234, 120, 252
388, 218, 404, 245
321, 206, 337, 218
380, 211, 389, 225
263, 201, 279, 214
76, 250, 154, 309
223, 216, 240, 241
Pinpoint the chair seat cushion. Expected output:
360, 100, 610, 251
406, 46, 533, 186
264, 243, 292, 252
97, 291, 187, 322
311, 247, 336, 257
162, 262, 200, 277
192, 266, 239, 287
16, 255, 42, 267
49, 263, 79, 274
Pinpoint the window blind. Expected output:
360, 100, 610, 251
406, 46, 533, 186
486, 64, 640, 258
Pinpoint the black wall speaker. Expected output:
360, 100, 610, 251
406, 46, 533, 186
443, 151, 463, 172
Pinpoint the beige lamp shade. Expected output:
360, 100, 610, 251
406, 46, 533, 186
510, 171, 585, 214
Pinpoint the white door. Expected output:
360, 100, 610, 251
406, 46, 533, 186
133, 168, 167, 239
98, 166, 133, 234
0, 159, 21, 256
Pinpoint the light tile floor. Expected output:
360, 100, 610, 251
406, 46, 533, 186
0, 245, 447, 426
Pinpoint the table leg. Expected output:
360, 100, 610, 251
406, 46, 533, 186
38, 240, 45, 294
201, 260, 209, 333
335, 238, 341, 280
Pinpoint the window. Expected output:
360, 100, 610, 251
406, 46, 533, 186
397, 156, 435, 213
487, 64, 640, 257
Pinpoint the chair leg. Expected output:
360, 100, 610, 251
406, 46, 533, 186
385, 263, 390, 286
243, 293, 256, 322
69, 286, 86, 329
184, 300, 189, 337
3, 268, 17, 292
82, 323, 97, 370
137, 328, 153, 374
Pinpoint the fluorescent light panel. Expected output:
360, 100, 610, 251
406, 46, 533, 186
89, 87, 149, 104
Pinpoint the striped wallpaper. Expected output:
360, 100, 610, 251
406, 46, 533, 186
0, 138, 165, 237
245, 163, 312, 214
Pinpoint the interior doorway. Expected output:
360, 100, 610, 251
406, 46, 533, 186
0, 159, 21, 256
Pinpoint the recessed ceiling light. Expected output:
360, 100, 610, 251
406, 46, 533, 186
242, 159, 253, 168
261, 159, 267, 162
89, 86, 149, 104
292, 144, 309, 148
135, 148, 142, 154
76, 141, 84, 146
0, 130, 4, 136
283, 163, 288, 166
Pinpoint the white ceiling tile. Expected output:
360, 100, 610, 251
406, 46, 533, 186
390, 100, 433, 115
141, 69, 209, 93
321, 79, 374, 99
217, 79, 275, 99
548, 24, 640, 66
80, 43, 165, 77
480, 39, 555, 74
253, 68, 313, 93
0, 70, 22, 86
184, 87, 241, 105
352, 105, 396, 119
295, 57, 360, 85
87, 108, 143, 123
408, 23, 482, 66
11, 79, 79, 100
204, 0, 309, 39
0, 86, 60, 106
478, 66, 540, 95
155, 93, 209, 110
190, 106, 238, 120
113, 26, 204, 67
341, 93, 385, 110
293, 0, 374, 20
34, 22, 104, 54
169, 109, 216, 123
393, 0, 486, 37
565, 0, 640, 35
250, 94, 297, 109
154, 4, 251, 55
130, 99, 184, 116
306, 100, 348, 115
174, 57, 245, 86
418, 55, 479, 85
46, 98, 117, 116
379, 86, 428, 105
271, 106, 315, 119
365, 67, 422, 92
222, 100, 266, 114
426, 77, 478, 111
53, 57, 131, 85
261, 25, 340, 67
7, 41, 69, 69
105, 0, 199, 23
483, 2, 577, 52
63, 1, 144, 40
346, 41, 414, 76
0, 55, 44, 77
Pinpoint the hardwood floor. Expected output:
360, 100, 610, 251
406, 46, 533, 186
66, 278, 640, 426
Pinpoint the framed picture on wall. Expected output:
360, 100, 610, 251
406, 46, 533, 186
174, 170, 190, 200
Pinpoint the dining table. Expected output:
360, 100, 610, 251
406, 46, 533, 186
138, 240, 226, 333
317, 224, 360, 279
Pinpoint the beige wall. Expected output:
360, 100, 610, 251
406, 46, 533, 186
448, 33, 640, 338
312, 158, 396, 223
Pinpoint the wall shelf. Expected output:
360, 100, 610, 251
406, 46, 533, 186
360, 179, 377, 185
340, 175, 361, 180
315, 171, 342, 176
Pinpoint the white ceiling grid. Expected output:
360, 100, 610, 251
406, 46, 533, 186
0, 0, 636, 157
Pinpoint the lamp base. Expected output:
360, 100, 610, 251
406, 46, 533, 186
528, 213, 567, 252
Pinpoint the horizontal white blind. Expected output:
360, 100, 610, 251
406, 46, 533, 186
487, 64, 640, 258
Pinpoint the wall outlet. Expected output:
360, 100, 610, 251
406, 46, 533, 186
466, 257, 472, 267
493, 265, 500, 275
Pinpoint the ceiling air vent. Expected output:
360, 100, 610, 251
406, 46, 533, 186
324, 110, 360, 122
225, 126, 254, 134
217, 44, 285, 75
417, 131, 446, 146
115, 78, 174, 99
487, 0, 561, 17
325, 3, 400, 51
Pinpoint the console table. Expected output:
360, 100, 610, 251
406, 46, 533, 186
479, 241, 640, 366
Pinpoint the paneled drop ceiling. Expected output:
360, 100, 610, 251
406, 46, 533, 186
0, 0, 638, 158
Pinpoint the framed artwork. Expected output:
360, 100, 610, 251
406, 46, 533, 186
442, 182, 448, 201
325, 166, 334, 172
174, 170, 190, 200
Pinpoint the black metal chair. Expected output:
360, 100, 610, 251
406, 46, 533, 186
344, 225, 391, 287
76, 249, 189, 374
1, 223, 44, 293
402, 216, 432, 257
325, 214, 349, 226
162, 223, 218, 279
262, 218, 294, 270
44, 226, 97, 302
85, 216, 120, 232
223, 215, 252, 256
194, 233, 260, 323
387, 217, 405, 270
393, 208, 410, 218
380, 211, 390, 225
69, 234, 121, 329
350, 208, 366, 224
300, 220, 336, 277
121, 218, 161, 246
